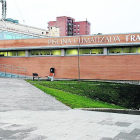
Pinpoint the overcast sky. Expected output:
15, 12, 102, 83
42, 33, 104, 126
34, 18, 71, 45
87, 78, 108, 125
2, 0, 140, 35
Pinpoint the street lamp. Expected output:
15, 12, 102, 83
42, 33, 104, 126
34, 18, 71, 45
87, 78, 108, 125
78, 36, 81, 82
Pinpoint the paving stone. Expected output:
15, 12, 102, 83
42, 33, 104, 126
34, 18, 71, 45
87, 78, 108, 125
78, 135, 95, 140
100, 138, 113, 140
0, 78, 140, 140
115, 122, 131, 127
114, 132, 137, 140
130, 128, 140, 135
0, 128, 17, 138
136, 135, 140, 140
98, 120, 115, 125
97, 129, 119, 138
0, 78, 70, 111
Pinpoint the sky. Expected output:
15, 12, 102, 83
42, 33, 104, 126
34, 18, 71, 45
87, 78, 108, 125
1, 0, 140, 35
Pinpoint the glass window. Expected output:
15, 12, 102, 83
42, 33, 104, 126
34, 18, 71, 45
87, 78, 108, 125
17, 51, 25, 56
40, 50, 51, 55
6, 34, 12, 39
51, 50, 61, 55
30, 50, 61, 56
22, 35, 28, 39
123, 48, 129, 53
12, 36, 16, 39
66, 49, 78, 55
130, 47, 136, 53
109, 48, 122, 54
123, 47, 136, 53
0, 52, 4, 56
16, 36, 21, 39
79, 49, 90, 55
138, 47, 140, 53
91, 48, 103, 54
8, 51, 16, 56
30, 50, 40, 55
0, 52, 7, 56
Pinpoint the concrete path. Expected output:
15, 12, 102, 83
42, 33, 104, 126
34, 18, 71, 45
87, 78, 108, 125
0, 78, 140, 140
0, 78, 70, 111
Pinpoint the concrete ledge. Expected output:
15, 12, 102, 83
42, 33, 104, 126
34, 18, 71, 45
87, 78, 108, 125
75, 108, 140, 115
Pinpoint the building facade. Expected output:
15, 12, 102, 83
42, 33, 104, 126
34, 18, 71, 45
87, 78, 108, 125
48, 26, 60, 37
0, 20, 49, 40
0, 32, 140, 81
48, 16, 90, 36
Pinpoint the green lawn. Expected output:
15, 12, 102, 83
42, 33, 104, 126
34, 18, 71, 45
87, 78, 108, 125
26, 80, 134, 109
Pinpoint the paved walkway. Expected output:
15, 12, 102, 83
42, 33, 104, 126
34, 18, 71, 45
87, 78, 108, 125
0, 78, 140, 140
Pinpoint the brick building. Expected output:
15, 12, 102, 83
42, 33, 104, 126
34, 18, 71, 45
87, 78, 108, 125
0, 33, 140, 81
48, 16, 90, 36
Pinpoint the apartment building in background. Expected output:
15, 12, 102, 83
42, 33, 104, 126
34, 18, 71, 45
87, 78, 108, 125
47, 26, 60, 37
48, 16, 90, 36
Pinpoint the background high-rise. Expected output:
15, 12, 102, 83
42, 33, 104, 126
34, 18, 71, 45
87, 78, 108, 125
48, 16, 90, 36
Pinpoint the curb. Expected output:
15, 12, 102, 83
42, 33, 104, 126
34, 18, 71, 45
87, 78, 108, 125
75, 108, 140, 115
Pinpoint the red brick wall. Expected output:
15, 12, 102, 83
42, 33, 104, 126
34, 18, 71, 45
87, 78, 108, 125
1, 55, 140, 80
1, 33, 139, 49
48, 21, 56, 29
74, 21, 90, 35
49, 17, 68, 36
80, 55, 140, 80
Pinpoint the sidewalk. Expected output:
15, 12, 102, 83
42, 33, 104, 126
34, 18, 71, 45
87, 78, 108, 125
0, 78, 140, 140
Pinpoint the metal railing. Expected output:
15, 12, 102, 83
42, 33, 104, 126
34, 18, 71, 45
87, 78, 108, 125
0, 64, 26, 78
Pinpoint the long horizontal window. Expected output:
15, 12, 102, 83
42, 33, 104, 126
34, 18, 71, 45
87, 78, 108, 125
51, 50, 61, 55
0, 51, 25, 57
137, 47, 140, 53
66, 48, 103, 55
91, 48, 103, 54
17, 51, 25, 56
31, 50, 40, 55
8, 51, 16, 56
66, 49, 78, 55
80, 49, 90, 55
1, 47, 140, 58
108, 47, 138, 55
123, 47, 136, 53
109, 48, 122, 54
30, 50, 61, 56
0, 52, 7, 56
40, 50, 50, 55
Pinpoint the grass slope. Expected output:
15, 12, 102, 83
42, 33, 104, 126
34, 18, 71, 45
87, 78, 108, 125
33, 83, 125, 109
27, 80, 140, 109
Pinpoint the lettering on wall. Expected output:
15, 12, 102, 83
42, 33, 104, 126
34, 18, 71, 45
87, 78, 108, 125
81, 36, 121, 44
126, 35, 140, 42
48, 38, 72, 45
47, 34, 140, 46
